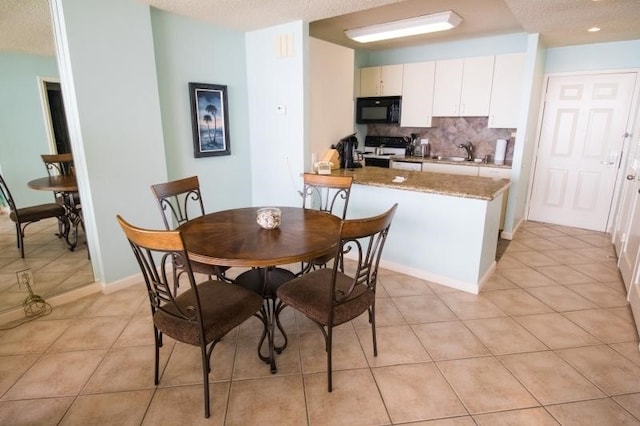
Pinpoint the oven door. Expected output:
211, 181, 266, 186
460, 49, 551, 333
364, 157, 390, 168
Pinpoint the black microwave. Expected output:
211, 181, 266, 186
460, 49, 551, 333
356, 96, 401, 124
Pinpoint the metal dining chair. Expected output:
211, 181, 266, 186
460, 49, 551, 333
150, 176, 233, 287
0, 173, 67, 258
116, 215, 262, 418
41, 153, 81, 235
277, 203, 398, 391
300, 173, 353, 272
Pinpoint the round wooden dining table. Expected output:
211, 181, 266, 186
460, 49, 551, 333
179, 206, 342, 373
28, 175, 78, 193
179, 206, 342, 268
28, 175, 82, 251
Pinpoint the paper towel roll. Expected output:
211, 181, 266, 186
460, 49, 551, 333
495, 139, 507, 165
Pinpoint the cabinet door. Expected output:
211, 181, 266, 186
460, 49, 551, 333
478, 166, 511, 179
460, 56, 494, 116
422, 162, 478, 176
360, 67, 381, 97
380, 64, 404, 96
432, 59, 463, 116
400, 61, 435, 127
488, 53, 526, 128
391, 160, 421, 171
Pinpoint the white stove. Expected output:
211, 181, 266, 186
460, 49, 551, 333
361, 136, 408, 167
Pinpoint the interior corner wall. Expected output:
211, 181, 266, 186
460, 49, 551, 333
309, 38, 355, 168
150, 10, 252, 210
501, 34, 547, 237
51, 0, 167, 284
0, 53, 59, 206
246, 21, 307, 207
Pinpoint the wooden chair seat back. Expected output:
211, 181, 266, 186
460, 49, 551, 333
302, 173, 353, 219
41, 153, 75, 176
151, 176, 204, 230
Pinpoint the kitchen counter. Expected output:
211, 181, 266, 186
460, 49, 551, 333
333, 166, 510, 201
328, 166, 510, 294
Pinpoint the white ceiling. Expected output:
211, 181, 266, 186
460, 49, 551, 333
2, 0, 639, 56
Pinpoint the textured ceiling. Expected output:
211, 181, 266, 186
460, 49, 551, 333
0, 0, 54, 56
2, 0, 639, 57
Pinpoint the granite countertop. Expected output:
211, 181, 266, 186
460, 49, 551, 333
393, 156, 513, 169
333, 167, 510, 201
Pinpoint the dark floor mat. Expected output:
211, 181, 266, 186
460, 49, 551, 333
496, 237, 511, 261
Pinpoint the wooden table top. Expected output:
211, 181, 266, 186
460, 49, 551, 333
28, 175, 78, 192
179, 207, 342, 268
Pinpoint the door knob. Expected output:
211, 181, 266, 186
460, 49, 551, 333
627, 175, 636, 181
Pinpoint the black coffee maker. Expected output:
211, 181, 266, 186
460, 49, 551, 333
334, 133, 361, 169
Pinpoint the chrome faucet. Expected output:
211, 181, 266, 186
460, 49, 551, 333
458, 142, 473, 161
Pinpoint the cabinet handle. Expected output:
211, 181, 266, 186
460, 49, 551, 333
600, 161, 615, 165
627, 174, 636, 181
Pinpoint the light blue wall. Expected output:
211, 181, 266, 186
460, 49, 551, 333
361, 33, 529, 66
0, 53, 59, 206
151, 10, 252, 210
53, 0, 167, 284
545, 39, 640, 73
503, 34, 547, 237
246, 22, 308, 207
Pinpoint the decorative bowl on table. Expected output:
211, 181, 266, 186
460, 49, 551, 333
256, 207, 281, 229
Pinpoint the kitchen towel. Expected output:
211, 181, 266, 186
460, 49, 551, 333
495, 139, 507, 165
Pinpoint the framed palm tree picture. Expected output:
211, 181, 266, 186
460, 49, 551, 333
189, 82, 231, 157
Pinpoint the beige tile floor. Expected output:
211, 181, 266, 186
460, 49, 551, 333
1, 220, 639, 425
0, 214, 93, 314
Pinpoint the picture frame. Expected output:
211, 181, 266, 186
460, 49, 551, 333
189, 82, 231, 157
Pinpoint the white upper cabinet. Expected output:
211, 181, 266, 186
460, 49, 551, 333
432, 59, 463, 116
432, 56, 494, 117
488, 53, 526, 128
400, 61, 435, 128
359, 64, 403, 97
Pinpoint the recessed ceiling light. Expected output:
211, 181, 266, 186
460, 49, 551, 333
588, 27, 601, 32
344, 11, 463, 43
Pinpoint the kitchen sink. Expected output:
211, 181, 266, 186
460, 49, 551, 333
435, 156, 468, 162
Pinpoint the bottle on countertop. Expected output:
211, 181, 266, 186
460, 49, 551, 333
404, 137, 414, 156
408, 133, 418, 157
420, 138, 430, 158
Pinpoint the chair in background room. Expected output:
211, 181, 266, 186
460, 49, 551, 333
150, 176, 232, 286
300, 173, 353, 272
41, 153, 80, 235
277, 203, 398, 391
41, 153, 75, 176
0, 173, 67, 258
116, 215, 262, 418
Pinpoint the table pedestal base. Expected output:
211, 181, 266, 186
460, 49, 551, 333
236, 267, 295, 373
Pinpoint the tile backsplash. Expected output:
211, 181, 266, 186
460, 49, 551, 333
366, 117, 515, 161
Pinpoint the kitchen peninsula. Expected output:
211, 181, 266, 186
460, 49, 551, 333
333, 167, 510, 294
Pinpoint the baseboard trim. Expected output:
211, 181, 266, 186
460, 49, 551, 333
0, 281, 103, 325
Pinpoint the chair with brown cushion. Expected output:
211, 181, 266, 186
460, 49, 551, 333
0, 173, 67, 258
116, 215, 262, 418
300, 173, 353, 272
277, 203, 397, 391
150, 176, 232, 285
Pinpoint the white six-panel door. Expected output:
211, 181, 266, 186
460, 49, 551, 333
528, 73, 637, 231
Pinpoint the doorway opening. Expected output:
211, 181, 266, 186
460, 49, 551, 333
39, 78, 71, 155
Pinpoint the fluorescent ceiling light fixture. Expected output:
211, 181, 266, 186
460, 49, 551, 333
345, 10, 462, 43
